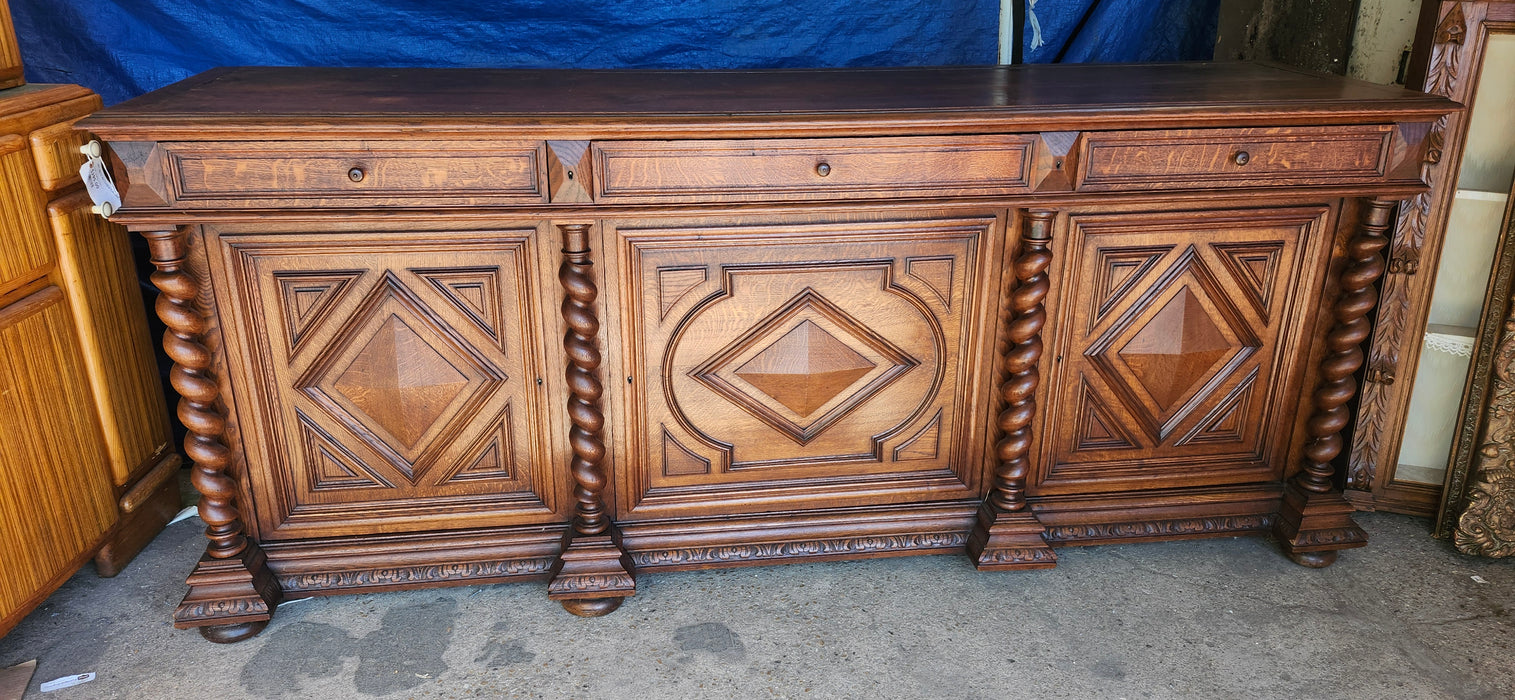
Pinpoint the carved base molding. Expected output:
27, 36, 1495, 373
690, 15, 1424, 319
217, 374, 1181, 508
1043, 514, 1276, 543
173, 544, 282, 636
1032, 483, 1282, 546
262, 523, 564, 595
1273, 482, 1368, 559
966, 504, 1057, 570
620, 501, 978, 572
548, 531, 636, 616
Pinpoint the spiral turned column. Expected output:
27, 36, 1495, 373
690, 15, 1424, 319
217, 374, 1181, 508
142, 228, 280, 643
1275, 200, 1393, 567
547, 223, 635, 615
967, 210, 1058, 570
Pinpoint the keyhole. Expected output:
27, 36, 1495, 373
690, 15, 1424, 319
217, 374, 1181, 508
567, 170, 575, 180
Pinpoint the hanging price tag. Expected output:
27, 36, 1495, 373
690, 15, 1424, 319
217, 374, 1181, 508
78, 140, 122, 217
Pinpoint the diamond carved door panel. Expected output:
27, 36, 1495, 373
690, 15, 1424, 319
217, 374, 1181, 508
214, 229, 559, 537
1037, 207, 1332, 494
609, 217, 1002, 519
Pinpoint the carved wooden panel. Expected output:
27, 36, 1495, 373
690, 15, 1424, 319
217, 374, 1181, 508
1036, 207, 1332, 494
610, 217, 1002, 518
214, 229, 560, 537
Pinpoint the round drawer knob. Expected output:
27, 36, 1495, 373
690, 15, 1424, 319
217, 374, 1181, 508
348, 167, 366, 182
1233, 151, 1251, 166
815, 162, 832, 177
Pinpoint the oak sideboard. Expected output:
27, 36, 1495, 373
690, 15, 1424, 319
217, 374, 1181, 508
79, 63, 1457, 642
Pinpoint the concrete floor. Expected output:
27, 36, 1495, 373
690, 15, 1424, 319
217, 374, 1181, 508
1, 512, 1511, 699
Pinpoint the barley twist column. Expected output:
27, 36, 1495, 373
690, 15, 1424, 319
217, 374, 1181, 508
1274, 200, 1392, 567
547, 223, 635, 615
967, 210, 1058, 570
142, 227, 280, 643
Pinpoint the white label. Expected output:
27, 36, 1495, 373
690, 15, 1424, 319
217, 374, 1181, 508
41, 673, 95, 692
79, 158, 122, 216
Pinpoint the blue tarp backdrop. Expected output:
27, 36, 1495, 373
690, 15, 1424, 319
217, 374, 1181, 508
11, 1, 1220, 106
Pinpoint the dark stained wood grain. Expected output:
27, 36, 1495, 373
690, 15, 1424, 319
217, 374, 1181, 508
82, 62, 1457, 638
80, 63, 1456, 140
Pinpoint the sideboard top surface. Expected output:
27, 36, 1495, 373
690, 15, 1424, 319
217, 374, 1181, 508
81, 62, 1458, 140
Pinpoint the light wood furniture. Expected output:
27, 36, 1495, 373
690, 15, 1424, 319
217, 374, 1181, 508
1430, 1, 1515, 557
0, 82, 180, 638
80, 63, 1456, 642
0, 1, 20, 90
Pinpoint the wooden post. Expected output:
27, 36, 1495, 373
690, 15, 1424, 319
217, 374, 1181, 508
547, 223, 635, 615
142, 226, 281, 643
967, 210, 1058, 570
1274, 199, 1392, 566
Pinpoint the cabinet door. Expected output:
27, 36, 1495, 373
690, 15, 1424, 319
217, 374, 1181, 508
0, 287, 117, 624
213, 228, 561, 537
1036, 206, 1332, 495
608, 216, 1003, 519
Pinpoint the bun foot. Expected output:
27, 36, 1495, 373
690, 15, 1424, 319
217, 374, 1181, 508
560, 597, 624, 617
1286, 549, 1339, 569
198, 620, 269, 643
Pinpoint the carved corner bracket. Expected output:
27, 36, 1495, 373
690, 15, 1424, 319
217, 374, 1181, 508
549, 222, 636, 613
967, 209, 1057, 570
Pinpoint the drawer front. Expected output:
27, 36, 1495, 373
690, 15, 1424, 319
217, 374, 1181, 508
214, 228, 563, 538
610, 216, 1003, 519
1035, 207, 1334, 495
29, 115, 95, 193
1078, 126, 1393, 191
595, 136, 1032, 202
0, 134, 54, 296
167, 141, 547, 205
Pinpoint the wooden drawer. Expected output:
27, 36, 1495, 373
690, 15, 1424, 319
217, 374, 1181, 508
165, 140, 548, 205
594, 135, 1032, 202
1077, 125, 1394, 191
0, 134, 54, 296
30, 114, 97, 193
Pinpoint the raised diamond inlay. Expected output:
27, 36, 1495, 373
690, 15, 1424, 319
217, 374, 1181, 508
692, 289, 917, 445
1116, 288, 1234, 410
734, 320, 876, 417
332, 314, 470, 448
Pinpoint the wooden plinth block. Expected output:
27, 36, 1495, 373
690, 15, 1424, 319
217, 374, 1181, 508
94, 455, 182, 577
547, 532, 635, 617
966, 505, 1057, 570
173, 544, 282, 642
1273, 482, 1368, 567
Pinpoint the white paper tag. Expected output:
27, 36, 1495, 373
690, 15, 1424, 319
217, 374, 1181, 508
79, 156, 122, 217
41, 673, 95, 692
